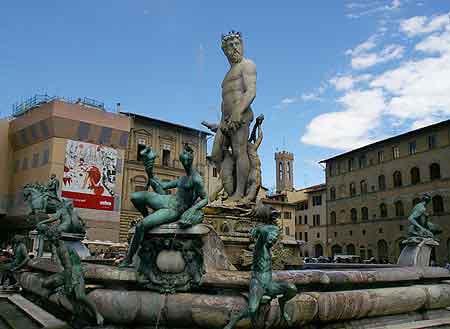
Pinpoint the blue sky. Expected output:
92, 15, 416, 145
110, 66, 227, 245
1, 1, 449, 190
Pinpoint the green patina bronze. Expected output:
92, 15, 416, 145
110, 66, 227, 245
36, 224, 104, 326
120, 144, 208, 267
137, 237, 204, 293
37, 198, 86, 235
224, 225, 297, 329
407, 193, 442, 241
0, 235, 29, 287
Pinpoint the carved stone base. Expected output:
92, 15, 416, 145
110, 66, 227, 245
397, 237, 439, 266
203, 205, 302, 269
136, 223, 231, 293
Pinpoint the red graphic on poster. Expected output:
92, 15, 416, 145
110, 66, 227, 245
62, 140, 118, 211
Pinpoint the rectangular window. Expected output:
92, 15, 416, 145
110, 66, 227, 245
22, 157, 28, 170
32, 153, 39, 168
428, 135, 436, 149
299, 232, 303, 240
98, 127, 112, 145
162, 149, 171, 166
212, 167, 217, 178
348, 158, 354, 172
312, 195, 322, 206
77, 122, 91, 141
305, 232, 308, 242
329, 163, 334, 177
358, 155, 367, 168
14, 160, 20, 173
378, 151, 384, 163
41, 149, 49, 165
285, 226, 290, 236
408, 141, 416, 155
392, 146, 400, 159
304, 215, 308, 225
137, 144, 146, 161
284, 212, 292, 219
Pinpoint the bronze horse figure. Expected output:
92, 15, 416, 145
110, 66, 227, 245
23, 183, 61, 216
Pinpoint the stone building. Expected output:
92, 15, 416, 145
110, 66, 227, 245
0, 96, 131, 243
321, 119, 450, 264
294, 184, 327, 258
119, 112, 210, 242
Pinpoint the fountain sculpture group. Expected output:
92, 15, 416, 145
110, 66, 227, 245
2, 31, 450, 329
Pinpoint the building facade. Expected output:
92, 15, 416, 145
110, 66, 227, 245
294, 184, 327, 258
322, 119, 450, 264
0, 97, 131, 243
119, 112, 210, 242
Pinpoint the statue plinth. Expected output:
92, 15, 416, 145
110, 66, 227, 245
397, 237, 439, 266
136, 223, 231, 293
204, 205, 302, 269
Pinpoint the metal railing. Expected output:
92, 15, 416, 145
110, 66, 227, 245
12, 94, 106, 117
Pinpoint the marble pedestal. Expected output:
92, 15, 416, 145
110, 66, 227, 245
397, 237, 439, 266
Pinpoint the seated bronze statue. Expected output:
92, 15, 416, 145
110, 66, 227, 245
408, 193, 442, 240
120, 145, 208, 267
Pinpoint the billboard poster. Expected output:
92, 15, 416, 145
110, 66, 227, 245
62, 140, 118, 211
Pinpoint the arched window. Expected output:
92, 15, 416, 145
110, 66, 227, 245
346, 244, 356, 255
330, 211, 336, 225
380, 203, 387, 218
395, 200, 404, 217
393, 171, 402, 187
410, 167, 421, 185
361, 207, 368, 221
377, 240, 388, 263
331, 244, 342, 257
279, 162, 284, 181
330, 187, 336, 201
314, 244, 324, 257
349, 182, 356, 197
350, 208, 357, 223
378, 175, 386, 191
430, 163, 441, 180
432, 195, 444, 214
360, 180, 368, 194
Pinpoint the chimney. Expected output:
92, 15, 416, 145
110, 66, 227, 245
116, 102, 122, 113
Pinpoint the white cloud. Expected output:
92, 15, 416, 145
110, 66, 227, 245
345, 35, 377, 56
301, 89, 386, 150
301, 93, 321, 101
351, 44, 404, 69
329, 74, 372, 91
347, 0, 402, 19
400, 12, 450, 37
301, 10, 450, 151
281, 97, 298, 105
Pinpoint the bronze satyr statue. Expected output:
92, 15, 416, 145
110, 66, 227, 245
408, 193, 442, 240
204, 31, 259, 204
0, 235, 29, 288
37, 224, 104, 326
224, 225, 297, 329
119, 144, 208, 267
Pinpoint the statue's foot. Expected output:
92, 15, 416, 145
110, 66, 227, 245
118, 259, 132, 268
282, 311, 292, 325
228, 194, 244, 202
96, 313, 104, 326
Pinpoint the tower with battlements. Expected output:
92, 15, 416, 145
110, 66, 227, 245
275, 151, 294, 193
